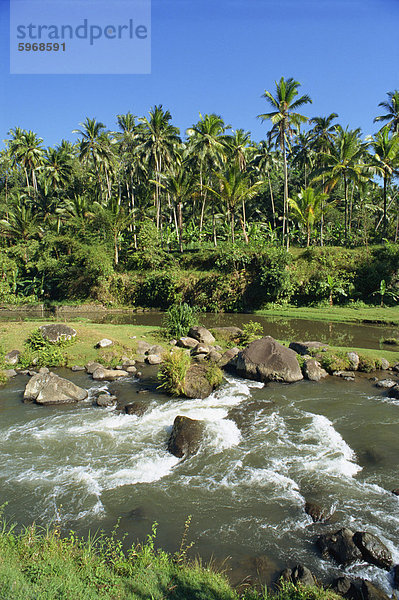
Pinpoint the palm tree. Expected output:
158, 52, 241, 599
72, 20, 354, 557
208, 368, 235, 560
206, 166, 263, 244
374, 90, 399, 134
73, 118, 114, 202
7, 128, 44, 194
289, 187, 328, 246
309, 113, 339, 245
313, 126, 368, 243
137, 105, 181, 231
224, 129, 252, 172
186, 114, 230, 236
292, 132, 315, 188
367, 129, 399, 237
257, 77, 312, 247
250, 141, 280, 228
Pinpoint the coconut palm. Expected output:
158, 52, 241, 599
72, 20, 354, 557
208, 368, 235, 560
224, 129, 252, 172
257, 77, 312, 247
374, 90, 399, 134
206, 166, 263, 243
73, 118, 114, 202
313, 126, 369, 243
137, 105, 181, 231
186, 114, 230, 236
7, 128, 44, 194
367, 129, 399, 236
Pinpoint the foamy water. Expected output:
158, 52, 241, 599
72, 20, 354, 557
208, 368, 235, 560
0, 371, 398, 594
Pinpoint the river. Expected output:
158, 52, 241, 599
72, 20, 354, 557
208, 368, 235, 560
0, 357, 398, 593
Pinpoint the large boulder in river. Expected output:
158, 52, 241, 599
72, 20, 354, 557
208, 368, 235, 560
167, 415, 205, 458
211, 326, 243, 342
39, 324, 77, 343
317, 528, 362, 566
183, 364, 213, 399
188, 326, 215, 345
353, 531, 392, 570
234, 337, 303, 383
24, 372, 88, 405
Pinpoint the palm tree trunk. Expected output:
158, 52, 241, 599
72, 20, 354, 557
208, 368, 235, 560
177, 200, 183, 253
266, 166, 276, 228
344, 174, 348, 245
283, 140, 288, 248
383, 172, 388, 238
241, 198, 248, 244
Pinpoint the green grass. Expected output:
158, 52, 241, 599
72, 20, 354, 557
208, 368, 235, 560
0, 516, 342, 600
0, 321, 163, 368
254, 305, 399, 326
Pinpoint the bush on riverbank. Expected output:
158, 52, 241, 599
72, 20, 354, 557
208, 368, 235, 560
0, 516, 342, 600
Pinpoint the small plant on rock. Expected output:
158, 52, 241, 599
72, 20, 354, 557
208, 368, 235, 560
239, 320, 263, 346
158, 349, 191, 396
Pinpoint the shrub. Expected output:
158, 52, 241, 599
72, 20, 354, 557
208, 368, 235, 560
163, 303, 199, 339
318, 350, 351, 374
158, 349, 191, 396
239, 321, 263, 346
18, 328, 68, 368
137, 271, 179, 309
357, 354, 383, 372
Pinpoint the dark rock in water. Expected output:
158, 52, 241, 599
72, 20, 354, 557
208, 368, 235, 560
280, 565, 316, 587
227, 400, 273, 431
331, 576, 361, 600
92, 367, 129, 381
333, 370, 355, 378
360, 580, 391, 600
316, 528, 362, 565
167, 415, 205, 458
125, 402, 148, 417
96, 394, 117, 408
303, 359, 328, 382
305, 501, 326, 522
388, 384, 399, 399
392, 489, 399, 496
393, 564, 399, 588
183, 364, 213, 399
289, 341, 328, 355
39, 323, 77, 343
4, 349, 20, 365
234, 337, 303, 383
188, 326, 215, 345
24, 372, 88, 405
353, 531, 393, 570
71, 365, 85, 372
331, 577, 390, 600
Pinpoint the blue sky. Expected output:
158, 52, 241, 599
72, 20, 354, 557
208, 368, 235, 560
0, 0, 398, 147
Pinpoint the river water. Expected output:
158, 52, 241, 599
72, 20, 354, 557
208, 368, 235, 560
0, 362, 398, 593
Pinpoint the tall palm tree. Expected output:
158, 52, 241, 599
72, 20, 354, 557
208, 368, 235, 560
309, 113, 339, 245
313, 126, 368, 243
186, 113, 230, 236
374, 90, 399, 134
137, 105, 181, 231
367, 129, 399, 237
224, 129, 252, 172
73, 118, 114, 202
7, 128, 44, 194
257, 77, 312, 247
250, 141, 280, 228
292, 132, 315, 188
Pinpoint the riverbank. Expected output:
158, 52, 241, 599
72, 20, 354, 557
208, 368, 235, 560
0, 518, 340, 600
255, 305, 399, 326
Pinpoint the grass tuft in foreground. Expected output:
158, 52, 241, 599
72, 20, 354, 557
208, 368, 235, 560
0, 515, 342, 600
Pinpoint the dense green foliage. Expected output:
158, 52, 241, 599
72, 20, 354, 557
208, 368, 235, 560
163, 302, 199, 338
1, 80, 399, 309
158, 349, 191, 396
0, 515, 342, 600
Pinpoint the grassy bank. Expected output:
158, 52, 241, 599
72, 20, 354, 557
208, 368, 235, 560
0, 322, 163, 368
0, 517, 340, 600
255, 305, 399, 326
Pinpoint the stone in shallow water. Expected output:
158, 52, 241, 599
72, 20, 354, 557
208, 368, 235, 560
24, 372, 88, 405
235, 337, 303, 383
317, 527, 362, 565
167, 415, 205, 458
92, 367, 129, 381
353, 531, 393, 570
